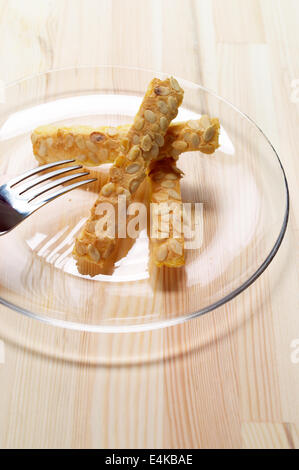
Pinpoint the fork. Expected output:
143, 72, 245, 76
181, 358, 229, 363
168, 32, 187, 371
0, 159, 96, 236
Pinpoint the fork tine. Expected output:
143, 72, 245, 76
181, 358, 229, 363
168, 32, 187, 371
27, 171, 91, 202
9, 159, 76, 188
33, 179, 97, 206
18, 164, 83, 195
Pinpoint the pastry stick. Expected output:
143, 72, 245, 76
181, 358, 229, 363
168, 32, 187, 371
157, 115, 220, 159
73, 77, 184, 271
31, 115, 220, 167
147, 115, 220, 267
149, 158, 185, 267
31, 124, 130, 166
32, 116, 220, 269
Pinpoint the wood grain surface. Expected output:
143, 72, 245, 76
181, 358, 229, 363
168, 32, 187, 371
0, 0, 299, 449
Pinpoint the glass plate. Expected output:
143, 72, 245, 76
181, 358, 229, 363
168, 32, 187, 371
0, 66, 289, 333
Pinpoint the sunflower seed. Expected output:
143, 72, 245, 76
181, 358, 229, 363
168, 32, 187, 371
141, 134, 152, 151
31, 133, 38, 145
157, 100, 169, 114
153, 191, 168, 202
75, 135, 85, 149
120, 137, 129, 152
134, 117, 145, 130
154, 86, 170, 96
149, 142, 159, 159
128, 145, 141, 161
170, 76, 181, 92
183, 133, 192, 143
126, 163, 141, 174
107, 127, 118, 136
88, 244, 100, 262
165, 173, 177, 180
101, 182, 115, 196
203, 125, 215, 142
76, 242, 86, 256
152, 171, 165, 181
169, 189, 181, 200
156, 244, 168, 262
161, 180, 175, 188
160, 117, 168, 131
46, 137, 54, 148
187, 120, 200, 130
167, 96, 177, 112
155, 133, 165, 147
190, 133, 200, 147
102, 244, 114, 259
172, 140, 187, 151
90, 132, 106, 143
199, 115, 211, 128
169, 239, 183, 255
87, 221, 96, 233
38, 141, 47, 157
65, 134, 74, 148
144, 109, 157, 123
129, 179, 140, 193
132, 134, 140, 145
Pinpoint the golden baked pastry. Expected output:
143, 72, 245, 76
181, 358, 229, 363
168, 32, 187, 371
31, 124, 129, 166
148, 158, 184, 267
31, 78, 220, 272
31, 116, 220, 166
147, 114, 220, 267
73, 77, 184, 270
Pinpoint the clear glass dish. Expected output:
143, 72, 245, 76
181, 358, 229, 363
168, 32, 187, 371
0, 66, 289, 333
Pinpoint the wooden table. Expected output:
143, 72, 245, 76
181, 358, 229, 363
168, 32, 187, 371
0, 0, 298, 449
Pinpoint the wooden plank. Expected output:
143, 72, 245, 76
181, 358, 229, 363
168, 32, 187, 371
0, 0, 298, 448
242, 422, 294, 449
213, 0, 265, 44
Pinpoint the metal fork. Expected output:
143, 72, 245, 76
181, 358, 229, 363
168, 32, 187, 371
0, 159, 96, 235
